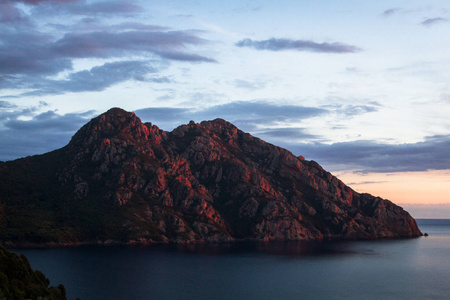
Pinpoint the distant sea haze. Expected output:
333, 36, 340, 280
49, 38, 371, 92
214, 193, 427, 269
15, 219, 450, 300
399, 203, 450, 219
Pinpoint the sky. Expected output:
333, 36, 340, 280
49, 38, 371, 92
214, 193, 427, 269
1, 0, 449, 217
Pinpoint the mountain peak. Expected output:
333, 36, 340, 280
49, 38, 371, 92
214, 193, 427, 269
201, 118, 237, 130
104, 107, 132, 117
97, 107, 140, 128
68, 107, 153, 149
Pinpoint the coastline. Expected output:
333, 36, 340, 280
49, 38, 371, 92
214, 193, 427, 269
3, 231, 424, 249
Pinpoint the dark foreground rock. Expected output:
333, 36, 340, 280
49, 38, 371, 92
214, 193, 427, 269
0, 108, 421, 246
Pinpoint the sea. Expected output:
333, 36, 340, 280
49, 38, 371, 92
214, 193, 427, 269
12, 219, 450, 300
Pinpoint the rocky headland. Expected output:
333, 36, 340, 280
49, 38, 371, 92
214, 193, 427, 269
0, 108, 422, 246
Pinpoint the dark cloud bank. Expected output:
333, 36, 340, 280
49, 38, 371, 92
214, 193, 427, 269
0, 27, 215, 95
0, 104, 96, 161
284, 136, 450, 173
0, 0, 364, 97
0, 0, 215, 96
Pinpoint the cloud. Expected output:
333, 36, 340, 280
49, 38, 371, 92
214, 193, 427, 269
67, 1, 141, 16
287, 135, 450, 173
0, 2, 30, 25
155, 51, 216, 63
193, 101, 329, 132
336, 104, 378, 116
16, 0, 78, 5
19, 60, 161, 96
235, 38, 361, 53
135, 100, 380, 134
2, 60, 164, 97
48, 19, 170, 33
134, 107, 188, 123
0, 101, 48, 121
0, 29, 213, 76
346, 181, 388, 185
142, 100, 327, 120
0, 101, 17, 109
0, 31, 73, 76
420, 17, 448, 27
202, 101, 326, 119
0, 106, 95, 161
53, 30, 214, 60
382, 8, 401, 17
5, 110, 94, 132
0, 0, 216, 96
110, 22, 170, 32
124, 100, 331, 133
0, 22, 215, 95
234, 79, 266, 90
29, 0, 141, 16
256, 128, 322, 142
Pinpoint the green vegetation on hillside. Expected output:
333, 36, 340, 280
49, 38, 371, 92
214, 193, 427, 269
0, 244, 70, 300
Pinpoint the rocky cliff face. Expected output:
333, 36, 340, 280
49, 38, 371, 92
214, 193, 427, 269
0, 108, 422, 245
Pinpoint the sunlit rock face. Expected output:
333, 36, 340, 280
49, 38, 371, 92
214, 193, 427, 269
0, 108, 422, 246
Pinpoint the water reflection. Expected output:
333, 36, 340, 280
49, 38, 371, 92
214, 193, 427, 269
172, 240, 355, 257
14, 220, 450, 300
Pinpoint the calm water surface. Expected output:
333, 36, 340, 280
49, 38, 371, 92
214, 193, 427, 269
13, 219, 450, 300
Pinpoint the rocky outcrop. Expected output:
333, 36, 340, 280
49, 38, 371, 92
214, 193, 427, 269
0, 108, 422, 246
